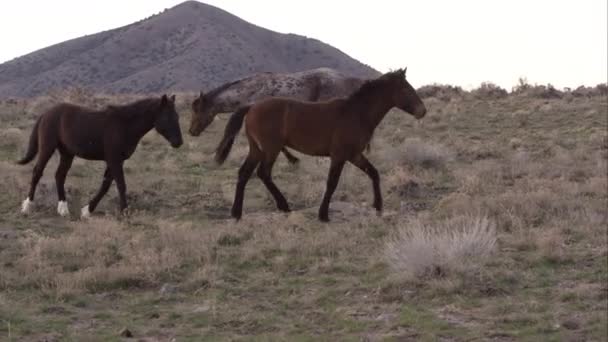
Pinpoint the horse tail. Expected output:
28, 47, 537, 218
17, 116, 41, 165
215, 105, 250, 164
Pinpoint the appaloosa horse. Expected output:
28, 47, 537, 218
214, 69, 426, 222
189, 68, 367, 164
18, 95, 183, 218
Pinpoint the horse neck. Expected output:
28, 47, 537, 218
350, 91, 395, 131
125, 110, 156, 143
212, 93, 243, 114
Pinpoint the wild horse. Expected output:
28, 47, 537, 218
18, 95, 183, 218
189, 67, 367, 164
214, 69, 426, 222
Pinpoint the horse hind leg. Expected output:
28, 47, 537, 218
281, 147, 299, 165
257, 152, 290, 212
21, 139, 56, 214
318, 158, 346, 222
55, 150, 74, 217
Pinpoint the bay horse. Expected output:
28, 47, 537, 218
214, 69, 427, 222
189, 67, 367, 164
17, 94, 183, 218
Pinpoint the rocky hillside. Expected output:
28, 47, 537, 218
0, 1, 379, 98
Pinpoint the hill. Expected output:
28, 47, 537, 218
0, 1, 379, 98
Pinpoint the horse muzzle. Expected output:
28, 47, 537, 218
188, 127, 202, 137
171, 137, 184, 148
414, 105, 427, 119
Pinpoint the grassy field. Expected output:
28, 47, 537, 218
0, 86, 606, 341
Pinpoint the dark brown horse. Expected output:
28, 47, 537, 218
214, 69, 426, 222
18, 95, 183, 218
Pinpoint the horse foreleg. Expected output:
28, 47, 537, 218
318, 158, 345, 222
108, 161, 128, 214
55, 152, 74, 217
232, 154, 259, 220
81, 168, 113, 219
350, 154, 382, 213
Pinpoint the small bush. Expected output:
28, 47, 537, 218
570, 84, 608, 98
512, 78, 563, 99
471, 82, 508, 99
384, 215, 496, 281
417, 84, 465, 101
402, 138, 452, 170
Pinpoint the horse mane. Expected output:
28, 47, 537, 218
346, 70, 401, 103
204, 78, 245, 101
203, 71, 277, 101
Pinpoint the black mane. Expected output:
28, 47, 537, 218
346, 70, 402, 102
204, 79, 243, 100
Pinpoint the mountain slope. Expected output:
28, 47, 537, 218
0, 1, 379, 97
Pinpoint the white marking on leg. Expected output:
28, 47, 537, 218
81, 205, 91, 219
21, 198, 33, 214
57, 200, 70, 217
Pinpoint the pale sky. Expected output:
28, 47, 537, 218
0, 0, 606, 89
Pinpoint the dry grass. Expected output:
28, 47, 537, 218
400, 137, 452, 170
14, 218, 217, 298
0, 88, 606, 340
384, 215, 496, 281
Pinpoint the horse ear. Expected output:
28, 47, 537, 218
170, 94, 176, 102
161, 94, 168, 106
403, 67, 407, 76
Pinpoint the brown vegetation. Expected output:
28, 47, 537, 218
0, 85, 606, 340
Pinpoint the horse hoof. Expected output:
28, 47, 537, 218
81, 205, 91, 219
57, 201, 70, 217
21, 198, 33, 214
318, 213, 330, 222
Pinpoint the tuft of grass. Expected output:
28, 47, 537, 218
384, 215, 496, 281
14, 218, 217, 298
401, 138, 452, 170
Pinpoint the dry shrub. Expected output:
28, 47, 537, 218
417, 84, 465, 101
385, 166, 423, 196
570, 84, 608, 98
512, 79, 563, 99
536, 227, 570, 264
0, 98, 28, 122
471, 82, 508, 99
401, 138, 452, 170
384, 215, 496, 281
16, 218, 216, 297
453, 160, 503, 196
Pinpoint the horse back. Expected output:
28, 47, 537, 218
246, 97, 347, 156
40, 103, 108, 160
